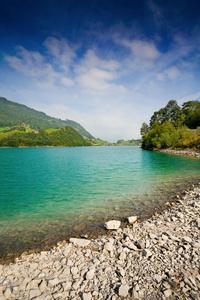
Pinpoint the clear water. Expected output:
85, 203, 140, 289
0, 146, 199, 263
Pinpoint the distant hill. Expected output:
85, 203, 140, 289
115, 139, 142, 146
0, 97, 93, 139
0, 126, 91, 147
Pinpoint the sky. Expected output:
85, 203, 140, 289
0, 0, 200, 142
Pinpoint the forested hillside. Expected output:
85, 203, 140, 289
0, 126, 91, 147
0, 97, 93, 139
140, 100, 200, 150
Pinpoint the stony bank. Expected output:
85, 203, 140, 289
0, 186, 200, 300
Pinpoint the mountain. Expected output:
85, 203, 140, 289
0, 97, 93, 139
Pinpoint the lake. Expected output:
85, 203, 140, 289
0, 146, 199, 263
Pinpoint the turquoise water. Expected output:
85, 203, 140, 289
0, 146, 200, 262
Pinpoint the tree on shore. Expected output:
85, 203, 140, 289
140, 100, 200, 150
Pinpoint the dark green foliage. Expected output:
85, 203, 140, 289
0, 126, 92, 148
141, 100, 200, 150
182, 100, 200, 129
0, 97, 93, 139
149, 100, 184, 128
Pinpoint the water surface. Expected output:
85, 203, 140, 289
0, 146, 199, 263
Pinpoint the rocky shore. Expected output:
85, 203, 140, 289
154, 148, 200, 158
0, 186, 200, 300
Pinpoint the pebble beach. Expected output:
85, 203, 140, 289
0, 184, 200, 299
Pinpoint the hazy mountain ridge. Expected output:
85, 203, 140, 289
0, 97, 93, 139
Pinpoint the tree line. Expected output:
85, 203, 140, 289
0, 126, 91, 147
140, 100, 200, 150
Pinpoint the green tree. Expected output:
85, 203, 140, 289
182, 100, 200, 129
149, 100, 182, 128
140, 122, 149, 136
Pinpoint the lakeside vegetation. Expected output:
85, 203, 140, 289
141, 100, 200, 150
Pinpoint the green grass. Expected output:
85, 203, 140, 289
92, 138, 109, 146
45, 128, 60, 133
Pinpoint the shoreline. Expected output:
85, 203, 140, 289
1, 178, 198, 266
0, 184, 199, 299
153, 148, 200, 158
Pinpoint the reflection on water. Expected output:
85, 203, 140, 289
0, 146, 199, 263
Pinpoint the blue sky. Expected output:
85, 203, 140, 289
0, 0, 200, 141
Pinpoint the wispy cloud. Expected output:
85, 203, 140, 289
43, 36, 77, 73
75, 49, 127, 95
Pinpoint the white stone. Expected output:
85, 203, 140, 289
27, 279, 41, 289
149, 233, 157, 239
154, 274, 163, 283
12, 286, 19, 294
71, 267, 79, 275
161, 234, 168, 241
191, 241, 200, 248
67, 259, 74, 266
104, 242, 114, 252
69, 238, 91, 247
82, 292, 92, 300
105, 220, 121, 230
118, 284, 129, 297
30, 263, 38, 270
29, 288, 41, 299
63, 281, 72, 291
123, 241, 138, 251
127, 216, 137, 224
72, 279, 83, 290
4, 288, 11, 300
63, 245, 72, 256
48, 278, 59, 287
119, 252, 126, 260
143, 249, 152, 258
132, 290, 139, 299
39, 280, 47, 293
164, 289, 172, 298
86, 269, 95, 280
54, 292, 63, 299
182, 236, 192, 243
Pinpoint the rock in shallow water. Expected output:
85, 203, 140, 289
104, 220, 121, 230
69, 238, 91, 247
127, 216, 138, 224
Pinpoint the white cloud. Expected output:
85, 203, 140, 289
5, 46, 46, 77
4, 40, 76, 89
43, 36, 77, 72
75, 49, 127, 95
157, 66, 181, 81
61, 77, 75, 87
178, 91, 200, 104
122, 39, 161, 60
